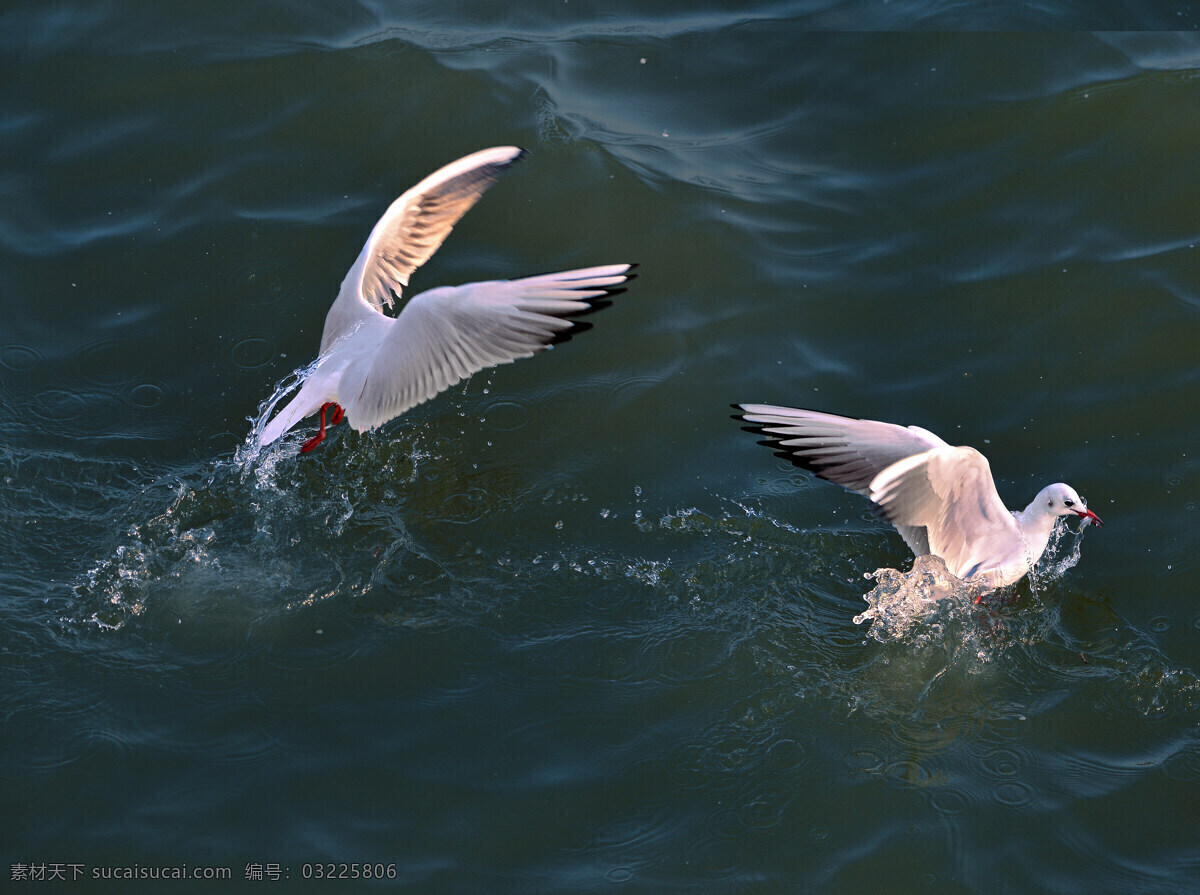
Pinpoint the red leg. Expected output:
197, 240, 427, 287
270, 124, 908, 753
301, 402, 343, 453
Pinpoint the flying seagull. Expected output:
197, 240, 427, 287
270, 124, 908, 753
258, 146, 633, 452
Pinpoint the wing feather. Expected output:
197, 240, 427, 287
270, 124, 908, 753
869, 446, 1018, 579
735, 405, 947, 494
734, 404, 951, 555
339, 265, 633, 432
357, 146, 528, 312
321, 146, 527, 352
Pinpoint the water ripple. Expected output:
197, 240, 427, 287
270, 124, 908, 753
928, 783, 974, 819
480, 399, 530, 432
979, 746, 1026, 779
28, 388, 88, 422
220, 253, 309, 311
128, 381, 166, 409
230, 332, 277, 370
0, 343, 41, 372
992, 778, 1035, 809
1162, 737, 1200, 782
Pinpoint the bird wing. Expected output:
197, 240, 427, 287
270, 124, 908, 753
869, 446, 1020, 581
338, 265, 633, 432
736, 404, 947, 492
322, 146, 527, 352
735, 405, 948, 556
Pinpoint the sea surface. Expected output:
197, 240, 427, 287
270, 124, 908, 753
2, 5, 1199, 893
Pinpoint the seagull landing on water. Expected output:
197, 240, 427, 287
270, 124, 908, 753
257, 146, 634, 453
733, 404, 1102, 594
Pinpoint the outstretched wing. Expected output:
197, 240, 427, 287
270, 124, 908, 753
869, 446, 1018, 580
735, 405, 947, 494
339, 265, 634, 432
734, 404, 950, 555
322, 146, 527, 352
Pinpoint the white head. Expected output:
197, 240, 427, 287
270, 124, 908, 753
1033, 483, 1103, 527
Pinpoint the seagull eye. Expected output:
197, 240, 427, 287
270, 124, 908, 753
1064, 499, 1075, 507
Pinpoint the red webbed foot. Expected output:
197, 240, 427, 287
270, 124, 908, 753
300, 402, 344, 453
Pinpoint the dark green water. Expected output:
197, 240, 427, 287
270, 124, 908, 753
2, 7, 1199, 894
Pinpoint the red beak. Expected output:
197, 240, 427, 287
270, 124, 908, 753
1074, 508, 1103, 527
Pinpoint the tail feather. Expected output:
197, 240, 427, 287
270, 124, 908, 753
259, 391, 322, 446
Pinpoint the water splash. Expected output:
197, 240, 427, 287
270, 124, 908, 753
853, 518, 1095, 644
853, 555, 989, 643
1029, 516, 1087, 587
72, 468, 250, 631
236, 357, 319, 467
70, 444, 425, 632
69, 363, 435, 633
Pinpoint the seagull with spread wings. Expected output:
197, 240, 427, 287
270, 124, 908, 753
258, 146, 633, 453
734, 404, 1102, 591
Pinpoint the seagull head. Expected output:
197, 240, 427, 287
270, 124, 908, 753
1039, 483, 1103, 527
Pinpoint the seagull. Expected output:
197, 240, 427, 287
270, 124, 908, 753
734, 404, 1102, 592
257, 146, 634, 453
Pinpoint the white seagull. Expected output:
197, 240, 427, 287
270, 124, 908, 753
257, 146, 634, 452
734, 404, 1102, 591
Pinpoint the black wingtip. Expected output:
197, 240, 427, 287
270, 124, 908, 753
564, 281, 624, 319
532, 264, 635, 344
549, 319, 595, 347
735, 418, 822, 474
739, 426, 808, 466
567, 298, 614, 319
741, 423, 774, 439
565, 273, 633, 318
737, 416, 778, 440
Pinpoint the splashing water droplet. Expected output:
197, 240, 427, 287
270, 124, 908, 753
854, 555, 988, 643
237, 357, 321, 466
